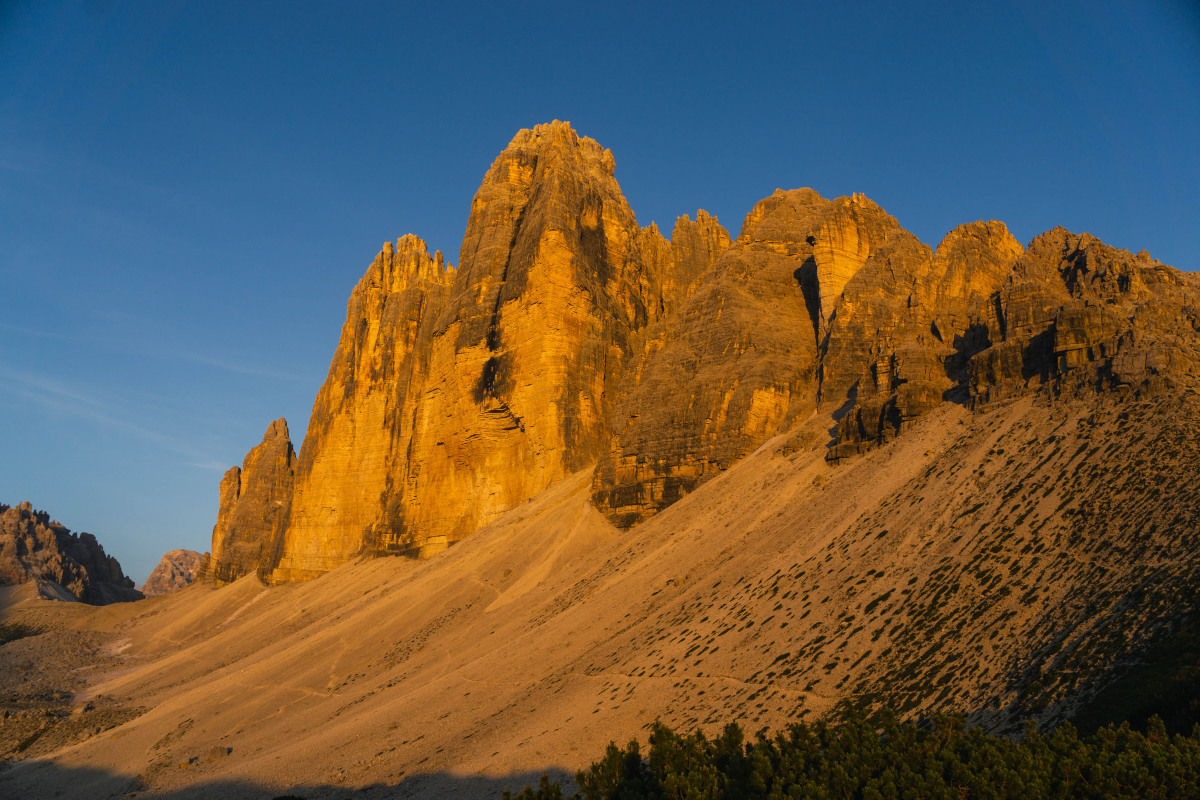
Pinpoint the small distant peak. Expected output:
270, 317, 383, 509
507, 120, 578, 150
395, 233, 429, 256
1026, 226, 1078, 253
265, 418, 290, 441
673, 209, 729, 240
502, 121, 613, 175
763, 187, 826, 206
933, 221, 1024, 277
836, 191, 881, 212
375, 234, 431, 264
738, 188, 829, 240
936, 220, 1022, 253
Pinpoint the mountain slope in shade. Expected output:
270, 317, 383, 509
2, 382, 1199, 797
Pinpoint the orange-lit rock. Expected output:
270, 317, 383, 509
204, 418, 295, 584
262, 122, 710, 580
207, 123, 1200, 581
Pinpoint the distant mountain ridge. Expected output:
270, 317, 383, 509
202, 121, 1200, 585
0, 502, 141, 604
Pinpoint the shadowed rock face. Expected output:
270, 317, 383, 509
208, 122, 1200, 581
141, 549, 204, 597
203, 418, 296, 585
965, 228, 1200, 409
823, 218, 1023, 461
0, 502, 141, 604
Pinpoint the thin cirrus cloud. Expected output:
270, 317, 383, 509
184, 460, 233, 473
0, 320, 307, 383
0, 364, 219, 464
181, 352, 308, 383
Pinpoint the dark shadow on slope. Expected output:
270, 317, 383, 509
0, 761, 577, 800
1071, 605, 1200, 737
824, 389, 858, 451
944, 322, 991, 405
793, 259, 821, 347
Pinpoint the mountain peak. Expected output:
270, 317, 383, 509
205, 124, 1200, 583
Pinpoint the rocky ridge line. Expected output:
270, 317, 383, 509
205, 121, 1200, 584
0, 502, 142, 604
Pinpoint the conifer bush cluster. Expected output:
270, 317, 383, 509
503, 713, 1200, 799
0, 621, 43, 646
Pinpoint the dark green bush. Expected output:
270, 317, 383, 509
0, 621, 44, 645
506, 711, 1200, 799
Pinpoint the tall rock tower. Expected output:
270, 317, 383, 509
209, 121, 725, 583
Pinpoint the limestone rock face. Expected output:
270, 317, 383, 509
204, 419, 296, 584
258, 121, 707, 581
207, 122, 1200, 580
265, 238, 453, 581
374, 122, 652, 560
142, 549, 204, 597
967, 228, 1200, 406
0, 502, 141, 604
824, 219, 1022, 459
593, 189, 827, 526
591, 192, 1020, 521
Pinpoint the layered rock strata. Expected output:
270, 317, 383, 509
966, 229, 1200, 408
592, 193, 1023, 520
249, 122, 723, 583
202, 418, 296, 584
0, 502, 142, 604
209, 121, 1200, 582
142, 549, 204, 597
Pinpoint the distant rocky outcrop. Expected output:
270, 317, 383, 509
0, 502, 142, 604
206, 121, 1200, 584
142, 549, 204, 597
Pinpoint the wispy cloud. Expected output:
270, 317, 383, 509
185, 460, 232, 472
0, 321, 78, 342
0, 317, 307, 384
0, 365, 180, 449
0, 364, 231, 467
182, 352, 308, 382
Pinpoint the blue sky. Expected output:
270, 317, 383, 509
2, 0, 1198, 584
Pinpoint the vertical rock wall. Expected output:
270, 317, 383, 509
204, 418, 295, 584
207, 122, 1200, 582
